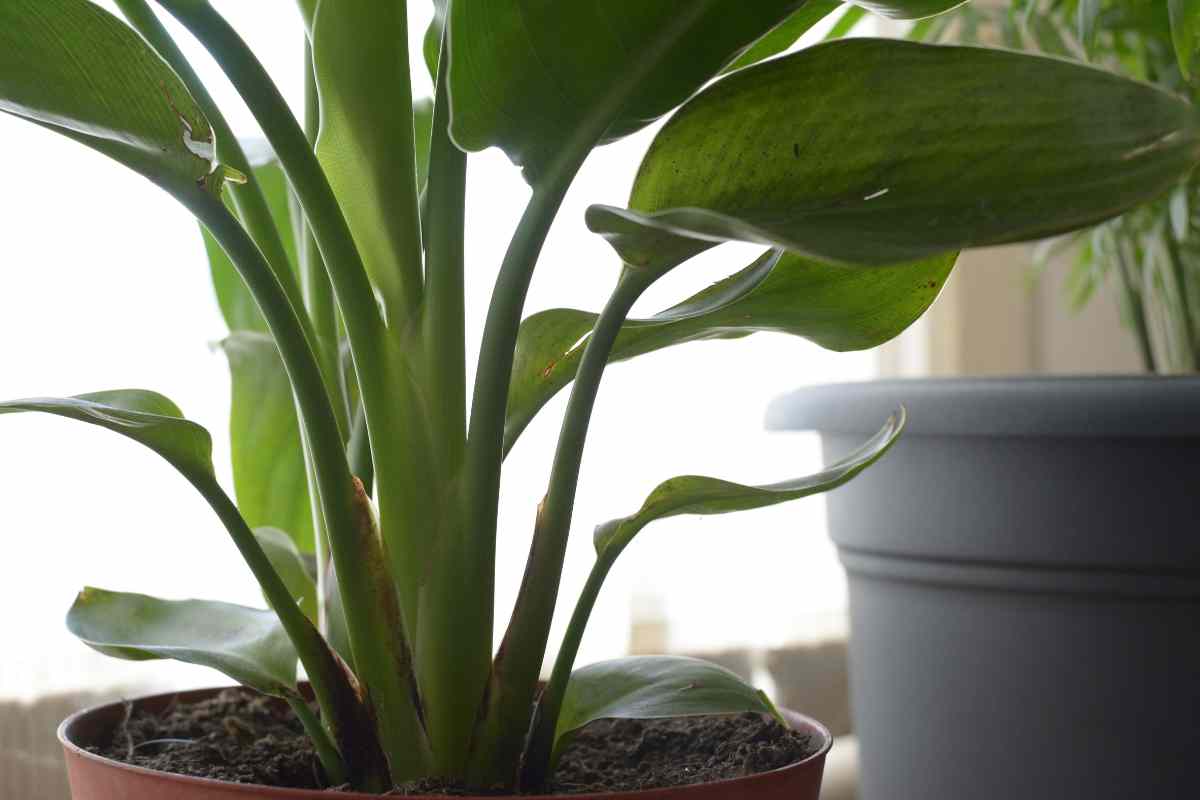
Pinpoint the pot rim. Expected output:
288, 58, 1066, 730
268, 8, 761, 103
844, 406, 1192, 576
765, 375, 1200, 438
58, 685, 832, 799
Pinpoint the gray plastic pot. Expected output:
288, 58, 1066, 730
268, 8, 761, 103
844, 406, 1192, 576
766, 376, 1200, 800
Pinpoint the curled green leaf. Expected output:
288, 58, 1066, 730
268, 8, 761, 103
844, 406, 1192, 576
0, 391, 212, 479
594, 408, 905, 556
525, 411, 903, 785
552, 656, 781, 765
505, 252, 948, 453
67, 588, 299, 697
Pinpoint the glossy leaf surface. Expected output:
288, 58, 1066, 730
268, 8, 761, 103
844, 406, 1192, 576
67, 588, 298, 697
594, 39, 1200, 269
594, 409, 905, 556
0, 0, 215, 192
312, 0, 422, 316
553, 656, 778, 762
505, 253, 950, 452
0, 391, 213, 479
448, 0, 808, 176
220, 333, 314, 552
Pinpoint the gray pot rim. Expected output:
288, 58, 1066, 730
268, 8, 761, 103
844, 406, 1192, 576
765, 375, 1200, 438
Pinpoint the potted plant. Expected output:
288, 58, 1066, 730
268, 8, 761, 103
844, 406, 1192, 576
2, 0, 1196, 797
768, 3, 1200, 799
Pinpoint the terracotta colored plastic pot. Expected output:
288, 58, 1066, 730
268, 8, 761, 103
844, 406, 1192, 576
59, 687, 831, 800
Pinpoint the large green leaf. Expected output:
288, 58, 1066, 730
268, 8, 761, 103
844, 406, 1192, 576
1171, 0, 1200, 79
220, 333, 314, 552
552, 656, 779, 764
254, 527, 317, 622
0, 391, 212, 479
67, 588, 298, 697
0, 0, 216, 194
505, 252, 950, 452
594, 409, 905, 557
592, 38, 1200, 270
448, 0, 809, 177
311, 0, 423, 317
204, 143, 296, 335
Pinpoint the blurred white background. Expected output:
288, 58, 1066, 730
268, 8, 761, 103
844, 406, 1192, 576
0, 2, 880, 702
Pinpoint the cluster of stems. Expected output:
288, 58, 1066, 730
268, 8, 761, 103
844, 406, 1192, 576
111, 0, 703, 790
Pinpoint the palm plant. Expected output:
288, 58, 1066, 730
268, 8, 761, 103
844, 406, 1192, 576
2, 0, 1198, 792
916, 0, 1200, 372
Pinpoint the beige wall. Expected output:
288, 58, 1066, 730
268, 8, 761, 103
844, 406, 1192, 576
881, 245, 1144, 377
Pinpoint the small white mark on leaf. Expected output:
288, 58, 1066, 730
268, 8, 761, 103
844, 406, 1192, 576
1122, 131, 1184, 161
863, 188, 890, 201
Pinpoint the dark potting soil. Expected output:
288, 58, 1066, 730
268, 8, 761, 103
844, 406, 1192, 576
543, 714, 815, 794
92, 688, 815, 795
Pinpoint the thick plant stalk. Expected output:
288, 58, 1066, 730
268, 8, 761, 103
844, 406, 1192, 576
467, 271, 654, 785
463, 174, 578, 608
416, 35, 478, 773
288, 697, 347, 786
302, 41, 342, 408
461, 8, 729, 786
113, 0, 298, 308
113, 0, 345, 436
422, 32, 467, 486
193, 475, 367, 787
301, 40, 341, 640
185, 189, 430, 782
179, 188, 397, 788
154, 0, 432, 641
460, 16, 724, 733
520, 544, 622, 788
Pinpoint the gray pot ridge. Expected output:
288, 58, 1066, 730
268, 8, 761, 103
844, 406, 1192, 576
767, 376, 1200, 800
